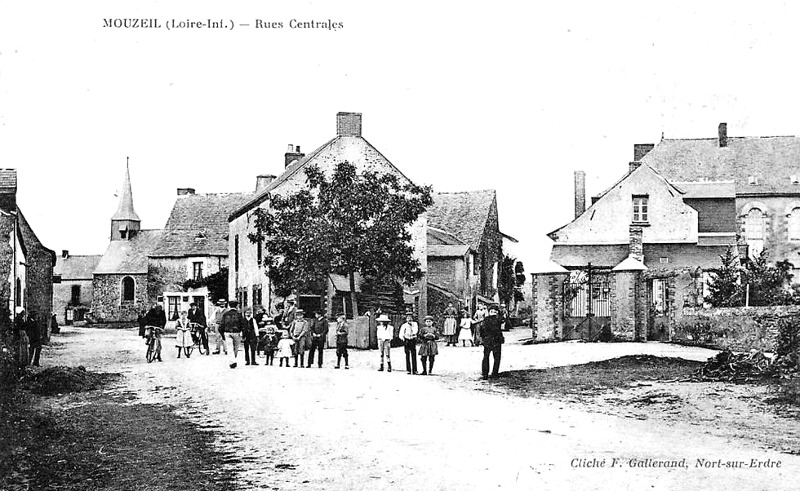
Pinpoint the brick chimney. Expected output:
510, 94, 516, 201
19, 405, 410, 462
337, 112, 362, 137
718, 122, 728, 147
285, 144, 305, 168
177, 188, 195, 196
633, 143, 654, 161
62, 250, 69, 258
629, 161, 641, 173
574, 171, 586, 219
629, 225, 644, 262
256, 174, 276, 192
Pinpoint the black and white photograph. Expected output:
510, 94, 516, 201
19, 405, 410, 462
1, 1, 799, 490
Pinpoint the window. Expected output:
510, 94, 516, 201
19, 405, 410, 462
652, 278, 667, 316
234, 235, 240, 272
121, 276, 135, 302
253, 284, 262, 308
15, 278, 21, 307
789, 208, 800, 241
470, 253, 477, 275
71, 285, 81, 305
744, 207, 766, 258
632, 196, 649, 223
256, 239, 263, 267
167, 296, 180, 321
192, 261, 204, 280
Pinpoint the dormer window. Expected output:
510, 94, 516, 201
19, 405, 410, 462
748, 175, 758, 185
791, 175, 799, 185
632, 195, 649, 223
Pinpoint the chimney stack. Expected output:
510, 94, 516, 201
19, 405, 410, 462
574, 171, 586, 219
633, 143, 654, 161
256, 174, 276, 192
718, 122, 728, 147
285, 144, 305, 168
629, 161, 642, 173
629, 225, 644, 262
177, 188, 196, 196
61, 250, 69, 258
336, 112, 362, 137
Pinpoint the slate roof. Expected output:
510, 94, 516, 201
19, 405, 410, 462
0, 169, 17, 190
54, 255, 102, 280
112, 164, 140, 221
94, 230, 162, 274
427, 227, 466, 246
17, 209, 55, 264
230, 135, 413, 221
428, 244, 470, 257
551, 243, 729, 270
151, 193, 253, 257
672, 181, 736, 199
427, 190, 496, 251
642, 136, 800, 195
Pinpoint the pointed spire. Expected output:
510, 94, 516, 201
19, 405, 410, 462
111, 157, 141, 221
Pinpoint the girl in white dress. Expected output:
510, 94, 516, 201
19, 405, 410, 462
458, 309, 474, 347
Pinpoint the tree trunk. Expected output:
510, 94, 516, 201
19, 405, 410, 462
349, 271, 359, 317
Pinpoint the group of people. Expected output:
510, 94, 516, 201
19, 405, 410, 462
139, 296, 506, 379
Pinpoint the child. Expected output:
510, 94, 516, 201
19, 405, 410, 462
276, 330, 294, 367
418, 315, 439, 375
458, 309, 474, 347
335, 314, 349, 369
264, 324, 278, 366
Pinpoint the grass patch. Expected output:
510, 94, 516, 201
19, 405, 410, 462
0, 373, 237, 490
494, 355, 704, 398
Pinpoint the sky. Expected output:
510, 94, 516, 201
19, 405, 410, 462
2, 1, 800, 270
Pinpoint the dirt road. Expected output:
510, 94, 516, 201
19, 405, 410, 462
43, 327, 798, 490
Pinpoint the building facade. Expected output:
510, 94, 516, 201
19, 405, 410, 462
53, 251, 101, 324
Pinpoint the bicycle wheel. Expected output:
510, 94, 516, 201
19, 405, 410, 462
196, 339, 208, 355
146, 339, 156, 363
184, 345, 193, 358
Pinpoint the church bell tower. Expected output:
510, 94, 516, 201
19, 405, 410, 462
110, 158, 141, 241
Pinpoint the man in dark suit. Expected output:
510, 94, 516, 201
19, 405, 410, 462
242, 308, 259, 366
187, 302, 209, 355
306, 311, 329, 368
479, 304, 504, 379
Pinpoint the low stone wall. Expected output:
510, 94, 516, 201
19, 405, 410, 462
674, 305, 800, 352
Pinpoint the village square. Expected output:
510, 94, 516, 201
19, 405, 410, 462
4, 2, 800, 490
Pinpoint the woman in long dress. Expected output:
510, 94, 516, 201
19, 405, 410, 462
418, 315, 439, 375
458, 309, 474, 347
175, 310, 192, 358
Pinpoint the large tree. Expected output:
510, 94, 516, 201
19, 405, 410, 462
250, 161, 433, 316
499, 255, 526, 309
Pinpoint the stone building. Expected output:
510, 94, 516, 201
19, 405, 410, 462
639, 123, 800, 275
426, 190, 507, 317
148, 189, 252, 320
228, 112, 428, 318
536, 159, 740, 342
0, 169, 55, 334
53, 251, 101, 324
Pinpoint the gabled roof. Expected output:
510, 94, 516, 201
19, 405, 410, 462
54, 255, 102, 279
17, 209, 55, 265
229, 135, 414, 221
94, 230, 162, 275
427, 190, 496, 251
150, 193, 253, 257
112, 163, 140, 221
642, 135, 800, 195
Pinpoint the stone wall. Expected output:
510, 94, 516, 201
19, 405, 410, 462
0, 215, 13, 313
674, 305, 800, 352
531, 273, 567, 341
53, 279, 93, 324
24, 238, 54, 331
91, 273, 148, 324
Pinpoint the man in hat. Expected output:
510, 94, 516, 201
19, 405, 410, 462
290, 308, 309, 367
307, 311, 329, 368
242, 308, 259, 365
479, 304, 504, 379
211, 299, 228, 355
376, 314, 394, 372
220, 300, 246, 368
283, 296, 298, 327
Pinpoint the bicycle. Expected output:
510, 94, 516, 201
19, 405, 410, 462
145, 326, 164, 363
189, 322, 208, 355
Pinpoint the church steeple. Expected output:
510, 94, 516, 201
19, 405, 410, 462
110, 158, 141, 241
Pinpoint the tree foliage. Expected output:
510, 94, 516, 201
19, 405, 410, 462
499, 255, 526, 305
249, 161, 433, 315
706, 248, 796, 307
182, 267, 229, 303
